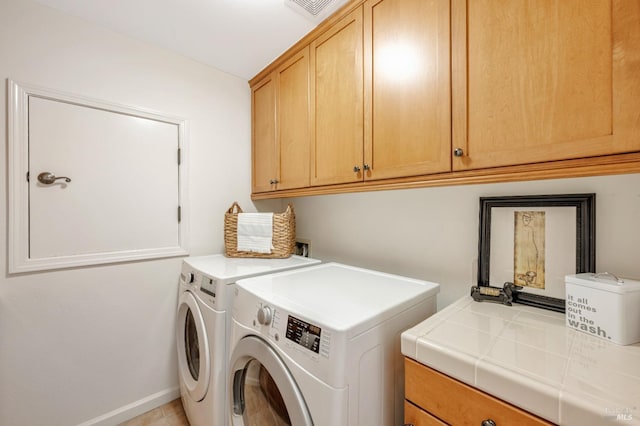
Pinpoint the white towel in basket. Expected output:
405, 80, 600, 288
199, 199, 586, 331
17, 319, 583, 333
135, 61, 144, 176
237, 212, 274, 253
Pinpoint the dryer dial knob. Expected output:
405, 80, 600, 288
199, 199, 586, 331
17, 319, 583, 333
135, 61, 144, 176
182, 272, 195, 284
257, 306, 272, 326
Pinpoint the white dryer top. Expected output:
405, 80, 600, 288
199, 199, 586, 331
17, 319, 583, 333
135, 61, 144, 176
183, 254, 320, 284
235, 262, 440, 336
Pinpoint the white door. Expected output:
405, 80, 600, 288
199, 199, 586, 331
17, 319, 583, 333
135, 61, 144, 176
8, 80, 188, 272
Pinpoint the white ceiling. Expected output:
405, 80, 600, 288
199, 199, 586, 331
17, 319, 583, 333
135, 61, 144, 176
34, 0, 349, 80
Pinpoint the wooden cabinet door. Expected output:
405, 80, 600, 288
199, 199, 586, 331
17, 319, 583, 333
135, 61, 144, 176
252, 74, 277, 193
364, 0, 451, 180
310, 7, 364, 186
452, 0, 640, 171
277, 47, 310, 190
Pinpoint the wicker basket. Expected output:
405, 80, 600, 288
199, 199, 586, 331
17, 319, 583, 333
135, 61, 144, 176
224, 202, 296, 258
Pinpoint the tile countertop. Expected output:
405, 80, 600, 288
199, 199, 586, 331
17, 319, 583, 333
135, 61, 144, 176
401, 296, 640, 425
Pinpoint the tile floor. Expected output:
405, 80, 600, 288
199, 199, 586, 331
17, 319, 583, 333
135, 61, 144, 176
119, 398, 189, 426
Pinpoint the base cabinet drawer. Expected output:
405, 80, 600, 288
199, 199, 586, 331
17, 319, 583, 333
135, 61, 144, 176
404, 400, 447, 426
404, 358, 554, 426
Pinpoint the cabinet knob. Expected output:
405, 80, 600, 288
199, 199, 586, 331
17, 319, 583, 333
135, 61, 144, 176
353, 166, 361, 172
453, 148, 464, 157
363, 164, 370, 171
481, 419, 497, 426
269, 179, 279, 185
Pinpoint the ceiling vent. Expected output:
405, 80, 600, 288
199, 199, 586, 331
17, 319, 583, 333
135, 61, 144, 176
285, 0, 348, 22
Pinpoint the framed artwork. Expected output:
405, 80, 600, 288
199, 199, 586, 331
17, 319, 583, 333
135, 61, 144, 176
477, 194, 596, 313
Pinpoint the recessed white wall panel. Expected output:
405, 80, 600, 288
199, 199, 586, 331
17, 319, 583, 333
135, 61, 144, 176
9, 84, 188, 272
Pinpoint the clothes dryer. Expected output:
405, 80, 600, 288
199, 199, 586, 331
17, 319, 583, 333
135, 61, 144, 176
176, 254, 320, 426
228, 262, 439, 426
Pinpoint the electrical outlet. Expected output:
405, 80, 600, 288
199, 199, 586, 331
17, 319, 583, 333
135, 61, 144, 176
294, 239, 311, 257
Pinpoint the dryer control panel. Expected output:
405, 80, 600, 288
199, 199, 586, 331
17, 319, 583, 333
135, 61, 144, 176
285, 315, 321, 354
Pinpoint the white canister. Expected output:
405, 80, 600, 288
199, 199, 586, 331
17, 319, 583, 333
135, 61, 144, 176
565, 273, 640, 345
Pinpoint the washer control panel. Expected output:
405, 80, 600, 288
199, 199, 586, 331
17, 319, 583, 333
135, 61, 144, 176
199, 276, 217, 299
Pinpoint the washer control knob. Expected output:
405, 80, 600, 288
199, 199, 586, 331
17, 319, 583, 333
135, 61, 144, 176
257, 306, 272, 326
182, 272, 195, 284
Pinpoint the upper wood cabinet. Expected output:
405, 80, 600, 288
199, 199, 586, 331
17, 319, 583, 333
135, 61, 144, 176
278, 48, 311, 190
364, 0, 451, 180
309, 1, 451, 187
250, 0, 640, 199
251, 74, 276, 193
452, 0, 640, 171
252, 47, 310, 193
310, 7, 364, 186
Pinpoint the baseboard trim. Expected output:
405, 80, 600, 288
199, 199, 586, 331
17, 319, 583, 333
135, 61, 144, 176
78, 387, 181, 426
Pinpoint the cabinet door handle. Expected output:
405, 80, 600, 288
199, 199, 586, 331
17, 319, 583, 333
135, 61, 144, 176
453, 147, 464, 157
353, 166, 361, 172
269, 179, 279, 185
37, 172, 71, 184
363, 164, 370, 171
481, 419, 497, 426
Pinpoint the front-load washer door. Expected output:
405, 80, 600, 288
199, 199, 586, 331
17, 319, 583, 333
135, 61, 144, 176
176, 290, 210, 402
229, 336, 313, 426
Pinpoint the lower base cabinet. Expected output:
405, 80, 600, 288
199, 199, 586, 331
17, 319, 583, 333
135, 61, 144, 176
404, 358, 554, 426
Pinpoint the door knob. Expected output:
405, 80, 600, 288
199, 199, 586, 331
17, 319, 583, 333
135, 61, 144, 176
453, 148, 464, 157
37, 172, 71, 184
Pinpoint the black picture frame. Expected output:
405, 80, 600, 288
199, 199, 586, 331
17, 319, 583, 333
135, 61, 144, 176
478, 194, 596, 313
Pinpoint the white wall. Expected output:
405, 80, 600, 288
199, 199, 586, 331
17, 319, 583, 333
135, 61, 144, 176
0, 0, 264, 424
3, 1, 640, 425
285, 173, 640, 309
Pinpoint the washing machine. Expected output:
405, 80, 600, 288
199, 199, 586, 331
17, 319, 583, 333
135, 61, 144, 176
176, 254, 320, 426
227, 262, 440, 426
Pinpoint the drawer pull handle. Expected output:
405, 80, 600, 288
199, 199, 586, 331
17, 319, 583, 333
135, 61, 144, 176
481, 419, 497, 426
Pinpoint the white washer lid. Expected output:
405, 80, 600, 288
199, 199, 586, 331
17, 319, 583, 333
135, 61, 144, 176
184, 254, 320, 285
236, 262, 440, 337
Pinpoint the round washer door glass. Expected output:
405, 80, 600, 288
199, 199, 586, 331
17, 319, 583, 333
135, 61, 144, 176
176, 290, 210, 402
184, 306, 200, 380
229, 336, 312, 426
